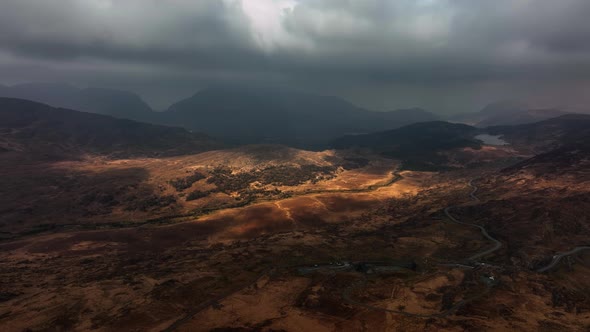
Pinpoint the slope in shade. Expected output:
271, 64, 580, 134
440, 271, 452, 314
164, 84, 438, 148
0, 98, 219, 159
0, 83, 156, 122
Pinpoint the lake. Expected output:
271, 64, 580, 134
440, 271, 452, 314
475, 134, 509, 146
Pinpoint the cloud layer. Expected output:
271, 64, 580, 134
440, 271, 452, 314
1, 0, 590, 112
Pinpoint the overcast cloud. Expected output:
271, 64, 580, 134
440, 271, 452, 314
1, 0, 590, 113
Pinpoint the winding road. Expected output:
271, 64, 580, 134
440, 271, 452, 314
536, 246, 590, 273
159, 173, 582, 330
341, 178, 504, 318
444, 180, 503, 262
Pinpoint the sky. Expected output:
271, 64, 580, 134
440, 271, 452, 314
1, 0, 590, 114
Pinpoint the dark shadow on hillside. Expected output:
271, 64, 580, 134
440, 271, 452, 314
0, 155, 178, 235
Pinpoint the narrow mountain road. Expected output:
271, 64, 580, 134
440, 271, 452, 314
342, 178, 503, 317
443, 180, 503, 261
536, 246, 590, 273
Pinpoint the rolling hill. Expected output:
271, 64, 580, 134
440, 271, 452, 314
332, 121, 482, 170
489, 114, 590, 152
0, 98, 219, 159
450, 100, 576, 127
0, 83, 157, 122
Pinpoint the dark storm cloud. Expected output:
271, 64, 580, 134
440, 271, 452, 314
1, 0, 590, 112
0, 0, 262, 70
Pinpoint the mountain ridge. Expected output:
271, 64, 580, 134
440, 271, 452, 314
0, 98, 220, 159
164, 85, 439, 148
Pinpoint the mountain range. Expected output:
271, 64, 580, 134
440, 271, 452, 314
449, 100, 577, 127
0, 83, 439, 148
163, 85, 438, 148
0, 83, 155, 122
0, 98, 219, 159
2, 82, 587, 149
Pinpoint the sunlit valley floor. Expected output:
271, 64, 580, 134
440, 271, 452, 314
1, 100, 589, 331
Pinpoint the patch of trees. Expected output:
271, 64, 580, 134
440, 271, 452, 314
205, 165, 337, 194
124, 194, 176, 212
169, 171, 206, 191
206, 167, 258, 193
258, 165, 337, 185
186, 190, 212, 201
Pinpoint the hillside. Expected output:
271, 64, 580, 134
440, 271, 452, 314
450, 100, 577, 127
332, 121, 482, 170
489, 114, 590, 152
502, 142, 590, 176
1, 83, 439, 148
0, 83, 156, 122
164, 85, 438, 147
0, 98, 219, 159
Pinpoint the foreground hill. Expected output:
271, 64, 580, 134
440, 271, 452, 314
0, 98, 219, 159
0, 83, 156, 122
164, 85, 438, 148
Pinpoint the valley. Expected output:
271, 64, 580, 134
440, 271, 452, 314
1, 135, 589, 331
0, 99, 589, 331
2, 3, 590, 331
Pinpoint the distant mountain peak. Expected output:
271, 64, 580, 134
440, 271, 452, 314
480, 100, 529, 115
165, 85, 437, 148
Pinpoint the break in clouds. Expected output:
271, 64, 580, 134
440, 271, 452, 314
1, 0, 590, 112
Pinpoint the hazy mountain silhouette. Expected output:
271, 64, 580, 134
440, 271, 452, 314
450, 100, 577, 127
163, 84, 438, 148
1, 83, 439, 148
0, 83, 156, 122
0, 98, 219, 159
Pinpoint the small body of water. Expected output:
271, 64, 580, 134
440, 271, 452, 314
475, 134, 509, 146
